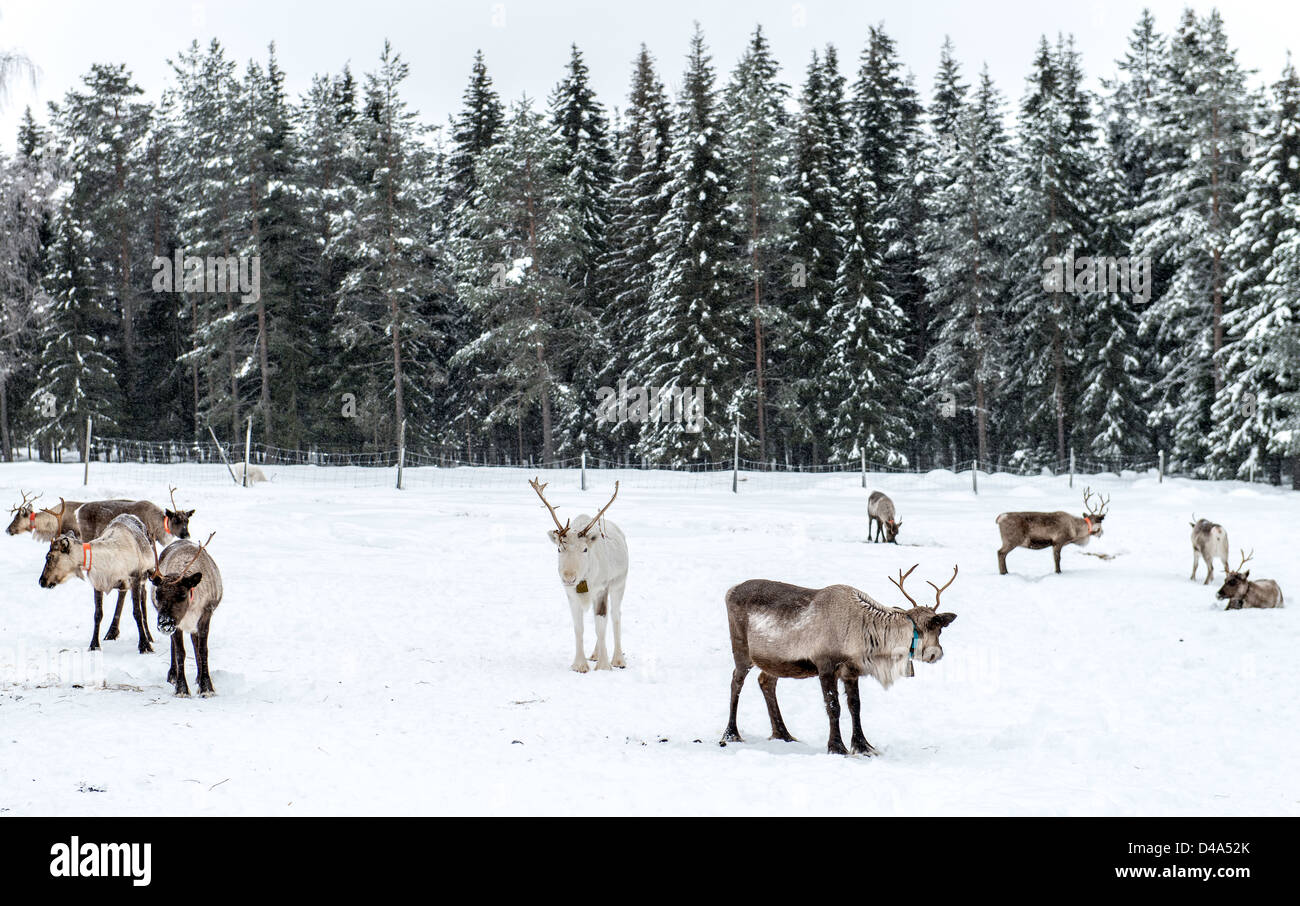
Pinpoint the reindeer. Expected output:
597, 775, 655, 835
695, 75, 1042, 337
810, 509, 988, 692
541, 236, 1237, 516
721, 564, 958, 755
530, 478, 628, 672
1216, 550, 1284, 610
38, 514, 155, 653
1189, 517, 1229, 585
867, 491, 901, 543
74, 496, 187, 546
996, 487, 1109, 575
150, 532, 223, 696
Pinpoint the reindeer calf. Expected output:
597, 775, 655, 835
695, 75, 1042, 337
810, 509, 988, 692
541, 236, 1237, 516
1217, 550, 1284, 610
867, 491, 901, 543
39, 514, 155, 653
1189, 518, 1229, 585
150, 534, 222, 697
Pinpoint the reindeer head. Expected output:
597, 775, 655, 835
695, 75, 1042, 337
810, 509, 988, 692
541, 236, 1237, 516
1216, 549, 1253, 607
7, 490, 41, 535
883, 517, 902, 543
1081, 486, 1110, 535
164, 486, 194, 540
530, 478, 618, 589
39, 532, 82, 588
150, 533, 214, 634
887, 564, 959, 664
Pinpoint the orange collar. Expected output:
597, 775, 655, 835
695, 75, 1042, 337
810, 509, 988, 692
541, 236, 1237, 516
29, 512, 36, 527
82, 543, 92, 571
164, 514, 170, 536
1084, 516, 1093, 532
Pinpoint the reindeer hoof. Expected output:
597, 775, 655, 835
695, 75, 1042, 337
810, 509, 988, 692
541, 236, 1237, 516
199, 689, 216, 698
612, 656, 626, 668
571, 661, 589, 673
174, 688, 191, 698
104, 629, 119, 641
594, 661, 612, 671
852, 741, 880, 757
770, 732, 796, 743
721, 729, 743, 745
89, 643, 100, 651
827, 741, 849, 756
139, 644, 154, 654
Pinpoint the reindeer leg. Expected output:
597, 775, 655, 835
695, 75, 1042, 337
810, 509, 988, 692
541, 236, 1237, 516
89, 590, 104, 651
1053, 544, 1064, 573
819, 670, 847, 755
997, 546, 1010, 575
592, 591, 611, 670
722, 663, 749, 744
757, 672, 795, 741
195, 615, 215, 696
568, 595, 588, 673
131, 581, 152, 654
104, 588, 125, 641
1190, 551, 1199, 581
171, 632, 190, 696
843, 677, 878, 756
1204, 559, 1213, 586
609, 579, 626, 668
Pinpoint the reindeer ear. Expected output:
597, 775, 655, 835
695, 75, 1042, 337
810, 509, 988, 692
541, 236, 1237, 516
1243, 570, 1250, 579
185, 509, 195, 517
181, 572, 203, 589
933, 612, 957, 628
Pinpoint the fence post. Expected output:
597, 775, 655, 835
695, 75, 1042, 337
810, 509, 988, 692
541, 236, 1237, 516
1068, 447, 1075, 489
397, 418, 406, 490
971, 458, 978, 495
1158, 449, 1165, 484
208, 425, 239, 484
581, 450, 587, 491
83, 416, 92, 486
242, 416, 253, 488
732, 412, 740, 494
861, 450, 866, 489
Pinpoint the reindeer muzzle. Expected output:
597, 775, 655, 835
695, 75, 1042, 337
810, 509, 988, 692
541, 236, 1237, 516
157, 616, 177, 635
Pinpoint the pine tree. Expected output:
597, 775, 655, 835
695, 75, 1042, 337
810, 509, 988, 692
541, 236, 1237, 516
921, 67, 1012, 467
637, 25, 745, 462
1135, 9, 1254, 471
1209, 59, 1300, 481
446, 51, 505, 217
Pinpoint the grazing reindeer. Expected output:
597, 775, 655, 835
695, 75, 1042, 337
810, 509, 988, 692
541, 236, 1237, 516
530, 477, 628, 672
38, 514, 155, 653
867, 491, 902, 543
721, 564, 958, 756
1189, 517, 1229, 585
1217, 550, 1284, 610
996, 487, 1109, 575
150, 533, 223, 696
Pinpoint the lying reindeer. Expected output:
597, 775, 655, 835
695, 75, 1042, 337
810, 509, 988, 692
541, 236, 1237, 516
721, 564, 958, 755
867, 491, 902, 543
530, 478, 628, 672
1217, 550, 1284, 610
996, 487, 1109, 575
1189, 516, 1229, 585
6, 491, 84, 542
150, 532, 222, 696
39, 514, 155, 653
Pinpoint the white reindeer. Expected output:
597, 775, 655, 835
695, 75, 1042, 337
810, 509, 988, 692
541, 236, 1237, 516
530, 478, 628, 672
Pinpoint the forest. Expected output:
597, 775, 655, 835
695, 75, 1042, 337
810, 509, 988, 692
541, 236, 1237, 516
0, 6, 1297, 482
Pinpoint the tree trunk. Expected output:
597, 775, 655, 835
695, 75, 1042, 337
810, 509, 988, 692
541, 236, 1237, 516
0, 374, 11, 462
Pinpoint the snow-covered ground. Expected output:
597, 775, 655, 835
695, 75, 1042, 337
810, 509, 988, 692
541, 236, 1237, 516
1, 462, 1296, 816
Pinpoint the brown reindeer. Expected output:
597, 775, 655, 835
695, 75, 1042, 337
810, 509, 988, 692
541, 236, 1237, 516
150, 533, 223, 696
867, 491, 902, 543
75, 497, 186, 545
721, 564, 957, 755
996, 487, 1109, 575
1216, 550, 1284, 610
38, 514, 155, 653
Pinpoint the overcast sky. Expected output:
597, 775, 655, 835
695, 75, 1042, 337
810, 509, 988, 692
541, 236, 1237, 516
1, 1, 1297, 153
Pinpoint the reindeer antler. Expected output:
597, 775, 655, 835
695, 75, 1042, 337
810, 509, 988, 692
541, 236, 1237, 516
10, 489, 40, 513
927, 564, 959, 607
169, 485, 180, 511
887, 563, 920, 607
1235, 548, 1254, 573
163, 532, 216, 585
528, 477, 570, 537
578, 481, 619, 537
1083, 486, 1110, 516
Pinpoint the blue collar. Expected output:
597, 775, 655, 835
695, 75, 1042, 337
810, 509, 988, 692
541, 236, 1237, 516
908, 624, 920, 660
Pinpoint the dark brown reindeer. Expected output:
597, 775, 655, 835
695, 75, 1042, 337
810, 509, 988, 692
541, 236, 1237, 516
721, 564, 958, 756
867, 491, 902, 543
996, 487, 1109, 575
38, 514, 155, 653
150, 532, 223, 696
1216, 550, 1284, 610
75, 495, 188, 545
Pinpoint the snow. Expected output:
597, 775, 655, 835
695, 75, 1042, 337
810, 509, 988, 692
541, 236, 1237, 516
1, 462, 1297, 816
